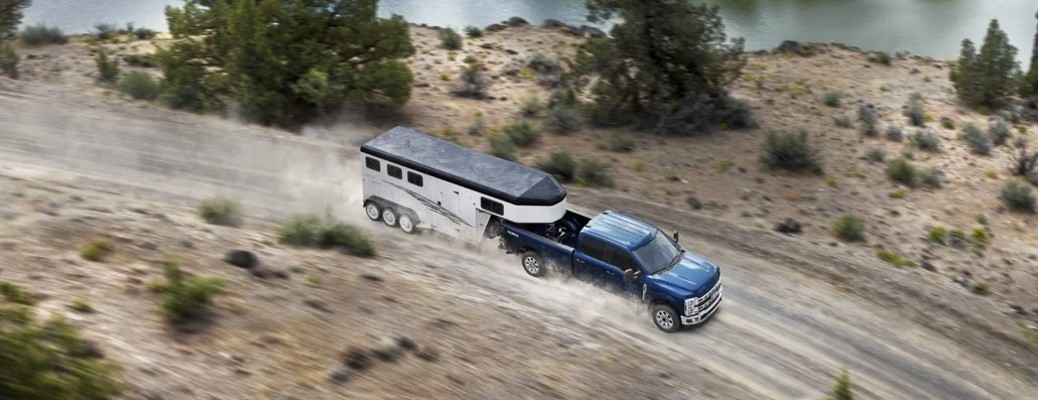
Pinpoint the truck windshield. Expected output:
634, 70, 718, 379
633, 230, 682, 275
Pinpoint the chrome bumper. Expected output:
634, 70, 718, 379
681, 284, 723, 325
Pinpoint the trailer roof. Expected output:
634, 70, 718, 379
360, 126, 566, 206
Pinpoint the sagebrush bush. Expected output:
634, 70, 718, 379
885, 125, 904, 141
133, 28, 158, 40
858, 105, 879, 136
886, 158, 919, 187
519, 95, 542, 116
962, 123, 992, 155
440, 28, 463, 49
988, 117, 1010, 146
869, 51, 892, 65
467, 115, 485, 136
761, 130, 821, 173
876, 249, 916, 268
909, 130, 941, 152
94, 48, 119, 83
197, 195, 243, 227
94, 23, 118, 40
940, 116, 955, 130
81, 239, 114, 262
927, 226, 948, 244
822, 91, 842, 107
832, 214, 866, 241
19, 24, 68, 45
278, 212, 375, 256
920, 167, 943, 188
538, 151, 577, 182
576, 159, 614, 188
464, 26, 483, 38
153, 260, 224, 327
118, 71, 160, 100
905, 94, 926, 126
502, 121, 540, 147
834, 115, 853, 128
123, 53, 157, 68
489, 135, 515, 160
458, 63, 488, 98
0, 281, 35, 305
0, 42, 16, 79
544, 106, 580, 133
1001, 180, 1036, 212
609, 135, 637, 153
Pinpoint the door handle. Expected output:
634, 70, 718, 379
576, 259, 585, 264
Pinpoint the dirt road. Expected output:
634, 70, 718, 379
2, 82, 1037, 399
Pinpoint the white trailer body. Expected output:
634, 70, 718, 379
360, 126, 567, 243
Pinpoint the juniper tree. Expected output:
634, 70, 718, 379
951, 19, 1019, 108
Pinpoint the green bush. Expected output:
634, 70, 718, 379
920, 167, 943, 189
865, 147, 886, 163
869, 51, 892, 65
940, 117, 955, 130
971, 227, 991, 246
94, 48, 119, 83
197, 195, 243, 227
888, 189, 907, 199
832, 214, 866, 242
118, 71, 160, 100
19, 24, 68, 45
1001, 180, 1036, 212
905, 94, 926, 126
81, 239, 114, 262
464, 26, 483, 38
973, 281, 991, 296
544, 106, 580, 133
858, 105, 879, 136
822, 90, 842, 107
885, 125, 904, 141
827, 368, 854, 400
886, 157, 919, 187
502, 121, 540, 147
69, 300, 95, 313
538, 151, 577, 182
152, 260, 224, 327
440, 27, 463, 50
609, 135, 637, 153
133, 27, 157, 40
537, 151, 613, 187
876, 249, 916, 268
519, 95, 542, 116
834, 115, 853, 128
962, 123, 992, 155
467, 115, 485, 136
927, 226, 948, 244
909, 130, 941, 152
94, 23, 118, 40
576, 159, 614, 188
0, 281, 35, 305
123, 53, 157, 68
0, 41, 17, 79
761, 130, 821, 173
489, 135, 515, 160
278, 211, 375, 256
988, 117, 1010, 146
0, 295, 122, 399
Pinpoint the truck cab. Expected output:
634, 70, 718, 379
501, 210, 723, 332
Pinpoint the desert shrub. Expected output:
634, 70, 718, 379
976, 214, 989, 225
548, 85, 579, 109
909, 130, 941, 152
971, 227, 991, 246
962, 123, 992, 155
502, 121, 540, 147
544, 106, 580, 133
489, 135, 515, 160
118, 71, 160, 100
858, 104, 879, 136
458, 62, 488, 98
133, 27, 157, 40
152, 260, 224, 326
1001, 180, 1036, 212
988, 117, 1010, 146
609, 135, 637, 153
876, 249, 916, 268
69, 300, 95, 313
886, 158, 919, 187
123, 53, 157, 68
822, 90, 842, 107
865, 147, 886, 162
888, 189, 907, 198
834, 115, 853, 128
973, 281, 991, 296
0, 41, 16, 79
927, 226, 948, 244
278, 212, 375, 255
19, 24, 68, 45
197, 195, 243, 227
885, 125, 904, 141
529, 53, 562, 75
832, 214, 865, 242
0, 292, 122, 398
869, 51, 892, 65
920, 167, 944, 188
576, 159, 614, 188
440, 27, 462, 50
464, 26, 482, 38
0, 281, 34, 305
81, 239, 114, 262
519, 95, 542, 116
467, 115, 485, 136
538, 151, 577, 182
940, 116, 955, 129
905, 94, 926, 126
1009, 139, 1038, 178
94, 47, 119, 83
761, 130, 821, 173
900, 147, 915, 160
827, 369, 854, 400
94, 23, 118, 40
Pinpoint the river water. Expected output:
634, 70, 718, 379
20, 0, 1038, 64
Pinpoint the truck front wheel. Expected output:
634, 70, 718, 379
520, 252, 546, 278
650, 303, 682, 333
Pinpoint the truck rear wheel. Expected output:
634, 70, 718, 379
520, 251, 546, 278
650, 303, 682, 333
364, 202, 381, 221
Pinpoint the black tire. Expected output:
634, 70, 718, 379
650, 303, 682, 333
484, 217, 502, 238
519, 251, 546, 278
364, 202, 381, 221
398, 213, 417, 234
381, 208, 398, 227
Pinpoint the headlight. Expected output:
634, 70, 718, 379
684, 297, 696, 315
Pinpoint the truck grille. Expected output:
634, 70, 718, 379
693, 279, 722, 311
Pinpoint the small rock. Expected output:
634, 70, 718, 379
328, 367, 351, 384
415, 345, 440, 362
77, 341, 105, 359
225, 250, 258, 269
371, 338, 400, 362
304, 299, 330, 313
484, 23, 507, 32
1009, 304, 1026, 316
395, 332, 416, 350
480, 43, 494, 49
774, 218, 802, 235
505, 49, 519, 55
685, 196, 702, 210
920, 260, 937, 272
360, 273, 383, 282
343, 347, 372, 370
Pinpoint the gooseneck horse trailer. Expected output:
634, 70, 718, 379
360, 126, 567, 242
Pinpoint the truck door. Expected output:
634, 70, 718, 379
573, 236, 630, 293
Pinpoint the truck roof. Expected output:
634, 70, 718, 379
583, 210, 658, 250
360, 126, 566, 206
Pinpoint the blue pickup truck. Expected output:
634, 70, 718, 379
499, 210, 723, 332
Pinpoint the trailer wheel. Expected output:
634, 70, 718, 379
398, 213, 417, 234
650, 303, 682, 333
520, 251, 546, 278
381, 208, 398, 227
364, 202, 381, 221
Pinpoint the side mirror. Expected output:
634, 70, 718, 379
672, 231, 680, 243
623, 269, 635, 282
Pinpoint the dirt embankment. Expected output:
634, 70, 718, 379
2, 21, 1038, 400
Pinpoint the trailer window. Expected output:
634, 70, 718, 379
364, 157, 380, 172
406, 171, 423, 187
480, 197, 504, 215
387, 165, 402, 179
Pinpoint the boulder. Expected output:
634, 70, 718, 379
225, 250, 258, 269
774, 219, 803, 235
484, 23, 508, 32
541, 19, 568, 29
507, 17, 529, 26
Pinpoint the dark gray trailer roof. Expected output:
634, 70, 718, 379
360, 126, 566, 206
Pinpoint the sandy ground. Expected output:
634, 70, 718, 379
2, 23, 1038, 399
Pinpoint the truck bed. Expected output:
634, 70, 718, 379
500, 210, 591, 271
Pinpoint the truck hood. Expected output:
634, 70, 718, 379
651, 252, 720, 298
